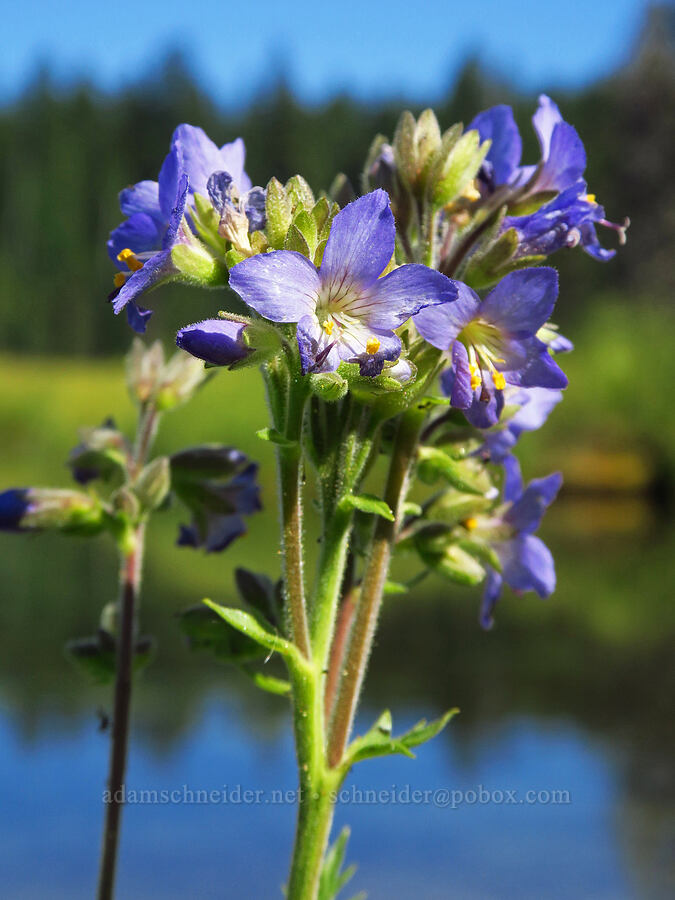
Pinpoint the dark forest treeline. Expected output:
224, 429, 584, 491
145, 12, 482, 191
0, 7, 672, 356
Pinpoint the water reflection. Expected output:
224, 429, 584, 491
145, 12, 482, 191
0, 498, 673, 898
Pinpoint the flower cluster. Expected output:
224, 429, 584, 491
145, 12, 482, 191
101, 99, 625, 627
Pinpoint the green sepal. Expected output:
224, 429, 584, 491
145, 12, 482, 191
417, 446, 486, 494
179, 604, 267, 663
463, 227, 519, 289
133, 456, 171, 512
402, 501, 423, 517
318, 827, 359, 900
457, 538, 503, 573
265, 177, 293, 249
314, 238, 328, 268
341, 493, 394, 521
392, 110, 418, 189
225, 248, 246, 268
309, 371, 348, 402
417, 536, 486, 586
203, 599, 296, 659
284, 223, 311, 257
191, 192, 226, 253
508, 190, 557, 216
256, 427, 299, 448
285, 175, 315, 212
171, 242, 226, 286
292, 209, 318, 255
432, 130, 490, 207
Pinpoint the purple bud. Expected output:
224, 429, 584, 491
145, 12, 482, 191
176, 318, 252, 367
0, 489, 30, 530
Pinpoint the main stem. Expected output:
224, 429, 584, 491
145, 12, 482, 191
327, 407, 424, 767
97, 525, 145, 900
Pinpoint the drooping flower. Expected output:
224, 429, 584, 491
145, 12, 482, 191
176, 318, 253, 367
414, 268, 567, 427
461, 456, 561, 628
169, 446, 261, 553
469, 96, 627, 260
479, 387, 563, 462
108, 126, 254, 331
228, 190, 457, 376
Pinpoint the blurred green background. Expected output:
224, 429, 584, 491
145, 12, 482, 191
0, 5, 674, 899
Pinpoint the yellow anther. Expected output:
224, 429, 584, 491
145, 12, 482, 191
113, 272, 126, 288
469, 363, 481, 391
583, 193, 597, 205
462, 182, 481, 203
323, 320, 334, 336
116, 248, 143, 272
493, 371, 506, 391
366, 337, 381, 355
463, 517, 479, 531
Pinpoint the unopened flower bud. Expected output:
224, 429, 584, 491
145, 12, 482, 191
0, 488, 104, 534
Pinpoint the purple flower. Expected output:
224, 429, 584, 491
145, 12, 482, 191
468, 456, 561, 628
170, 447, 261, 554
470, 98, 627, 260
0, 489, 30, 531
176, 318, 252, 367
228, 190, 457, 376
479, 387, 562, 462
505, 181, 627, 262
414, 268, 567, 427
108, 126, 252, 332
470, 95, 585, 195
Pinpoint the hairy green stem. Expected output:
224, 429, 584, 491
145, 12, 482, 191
327, 407, 425, 768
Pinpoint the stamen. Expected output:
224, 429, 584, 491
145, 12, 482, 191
469, 363, 481, 391
116, 248, 143, 272
323, 320, 334, 336
113, 272, 126, 288
492, 371, 506, 391
582, 193, 597, 205
366, 337, 381, 355
462, 517, 478, 531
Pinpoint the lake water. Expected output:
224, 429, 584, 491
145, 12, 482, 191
0, 499, 673, 899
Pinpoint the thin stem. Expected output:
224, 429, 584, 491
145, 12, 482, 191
324, 585, 358, 723
265, 358, 312, 660
97, 526, 145, 900
327, 407, 424, 768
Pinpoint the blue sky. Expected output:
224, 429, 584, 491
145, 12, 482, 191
3, 0, 651, 106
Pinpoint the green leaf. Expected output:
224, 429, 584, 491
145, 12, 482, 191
256, 427, 298, 448
402, 501, 423, 517
235, 567, 280, 628
203, 599, 295, 658
242, 668, 291, 697
65, 631, 154, 684
319, 827, 359, 900
342, 493, 395, 521
383, 580, 408, 595
345, 708, 458, 767
397, 709, 459, 750
179, 605, 267, 663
